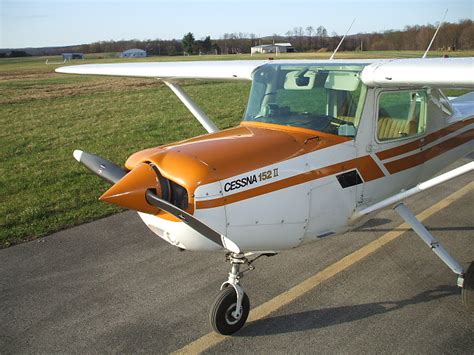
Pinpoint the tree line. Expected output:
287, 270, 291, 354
2, 19, 472, 58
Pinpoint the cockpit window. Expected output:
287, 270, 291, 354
244, 64, 367, 138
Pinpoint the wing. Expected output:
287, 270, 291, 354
57, 57, 473, 87
55, 60, 269, 80
361, 57, 474, 88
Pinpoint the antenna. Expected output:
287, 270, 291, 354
330, 18, 356, 60
422, 8, 448, 58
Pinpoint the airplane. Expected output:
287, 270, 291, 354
56, 56, 474, 335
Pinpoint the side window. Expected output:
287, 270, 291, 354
377, 90, 427, 141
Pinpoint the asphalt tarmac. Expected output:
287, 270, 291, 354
1, 157, 473, 354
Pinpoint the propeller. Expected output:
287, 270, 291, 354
73, 149, 240, 253
73, 150, 127, 184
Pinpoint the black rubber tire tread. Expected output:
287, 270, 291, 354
209, 287, 250, 335
461, 261, 474, 311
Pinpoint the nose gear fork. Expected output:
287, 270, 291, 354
221, 253, 247, 319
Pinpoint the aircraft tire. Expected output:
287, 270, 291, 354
461, 261, 474, 311
210, 287, 250, 335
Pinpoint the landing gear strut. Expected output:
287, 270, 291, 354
209, 252, 277, 335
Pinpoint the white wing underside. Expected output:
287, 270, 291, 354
55, 60, 269, 80
56, 57, 474, 88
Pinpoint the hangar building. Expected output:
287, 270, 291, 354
62, 53, 84, 60
120, 48, 147, 58
251, 43, 294, 55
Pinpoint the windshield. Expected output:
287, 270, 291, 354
244, 64, 367, 138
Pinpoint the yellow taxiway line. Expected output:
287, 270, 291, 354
173, 181, 473, 354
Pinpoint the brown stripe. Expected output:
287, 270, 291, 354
376, 117, 474, 161
384, 129, 474, 174
196, 156, 384, 209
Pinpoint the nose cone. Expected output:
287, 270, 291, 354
100, 163, 162, 214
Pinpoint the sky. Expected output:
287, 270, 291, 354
1, 0, 473, 49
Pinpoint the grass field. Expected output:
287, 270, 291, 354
1, 50, 473, 248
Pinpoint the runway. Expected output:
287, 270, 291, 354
1, 158, 473, 354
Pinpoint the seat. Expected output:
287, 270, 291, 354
377, 117, 411, 140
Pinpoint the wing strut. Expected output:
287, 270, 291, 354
394, 203, 464, 279
162, 80, 219, 133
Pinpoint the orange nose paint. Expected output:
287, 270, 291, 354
100, 163, 162, 214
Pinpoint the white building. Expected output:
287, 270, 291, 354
251, 43, 294, 55
275, 43, 294, 51
62, 53, 84, 60
120, 48, 147, 58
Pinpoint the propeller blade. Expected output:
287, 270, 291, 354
145, 190, 241, 253
73, 149, 127, 184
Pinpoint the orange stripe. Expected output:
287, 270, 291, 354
384, 129, 474, 174
376, 117, 474, 161
196, 156, 384, 209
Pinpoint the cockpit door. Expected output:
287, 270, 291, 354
355, 88, 429, 206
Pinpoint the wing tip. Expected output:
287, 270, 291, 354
56, 65, 83, 74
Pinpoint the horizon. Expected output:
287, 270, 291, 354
1, 0, 473, 49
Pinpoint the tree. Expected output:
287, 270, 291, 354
316, 26, 328, 48
212, 42, 221, 54
458, 21, 474, 50
415, 26, 434, 51
306, 26, 314, 50
9, 50, 30, 57
201, 36, 212, 53
294, 26, 304, 50
182, 32, 195, 54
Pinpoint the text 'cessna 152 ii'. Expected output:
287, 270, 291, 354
56, 56, 474, 335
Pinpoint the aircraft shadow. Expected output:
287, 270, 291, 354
356, 217, 393, 229
239, 285, 458, 337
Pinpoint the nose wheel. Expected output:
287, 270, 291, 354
210, 286, 250, 335
209, 252, 277, 335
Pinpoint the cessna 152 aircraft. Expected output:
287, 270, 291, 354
56, 57, 474, 335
